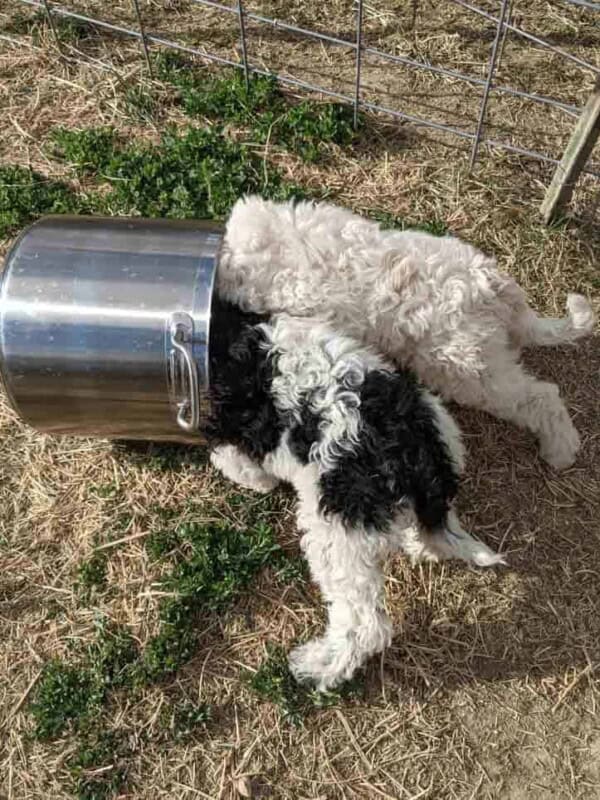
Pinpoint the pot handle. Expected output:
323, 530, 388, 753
169, 313, 200, 432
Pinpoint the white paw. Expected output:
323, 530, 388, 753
540, 423, 580, 470
239, 473, 279, 494
567, 293, 595, 336
209, 447, 279, 493
289, 618, 392, 691
288, 638, 343, 691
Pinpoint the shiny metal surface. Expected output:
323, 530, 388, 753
0, 215, 223, 442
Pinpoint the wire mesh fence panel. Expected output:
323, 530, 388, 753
13, 0, 600, 192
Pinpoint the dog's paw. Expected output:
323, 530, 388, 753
210, 446, 279, 493
288, 639, 346, 691
237, 473, 279, 494
398, 524, 505, 567
462, 538, 506, 568
566, 293, 595, 337
540, 423, 581, 471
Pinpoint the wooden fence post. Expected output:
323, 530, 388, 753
540, 76, 600, 224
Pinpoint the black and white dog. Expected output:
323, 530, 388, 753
206, 300, 504, 690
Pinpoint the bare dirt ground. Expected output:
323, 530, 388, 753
1, 1, 600, 798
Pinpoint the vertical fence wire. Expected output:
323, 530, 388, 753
469, 0, 511, 169
237, 0, 250, 91
495, 0, 512, 69
131, 0, 153, 76
41, 0, 64, 54
353, 0, 364, 129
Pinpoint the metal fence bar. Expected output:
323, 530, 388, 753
563, 0, 600, 10
23, 0, 584, 117
131, 0, 153, 76
495, 0, 513, 69
188, 0, 581, 116
450, 0, 600, 76
19, 1, 242, 66
470, 0, 511, 168
14, 0, 600, 179
353, 0, 363, 129
40, 0, 63, 54
237, 0, 250, 91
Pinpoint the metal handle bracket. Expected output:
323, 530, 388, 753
169, 312, 200, 433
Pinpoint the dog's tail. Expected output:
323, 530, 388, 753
399, 510, 506, 567
429, 514, 506, 567
513, 293, 595, 347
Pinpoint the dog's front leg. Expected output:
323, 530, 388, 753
288, 475, 393, 690
210, 444, 280, 493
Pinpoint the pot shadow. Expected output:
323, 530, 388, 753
112, 438, 210, 472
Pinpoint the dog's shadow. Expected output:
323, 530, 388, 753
382, 335, 600, 694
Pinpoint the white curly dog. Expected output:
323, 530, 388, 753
217, 196, 595, 470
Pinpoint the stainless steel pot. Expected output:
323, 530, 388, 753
0, 215, 224, 443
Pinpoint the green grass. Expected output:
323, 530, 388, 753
0, 164, 81, 239
254, 100, 356, 163
141, 519, 286, 681
166, 699, 212, 742
76, 552, 109, 598
30, 622, 138, 740
51, 124, 306, 219
30, 660, 103, 740
368, 208, 448, 236
69, 728, 130, 800
111, 441, 209, 473
28, 509, 305, 796
51, 128, 118, 174
156, 54, 280, 123
31, 513, 302, 736
2, 92, 440, 242
154, 55, 359, 163
89, 481, 121, 500
145, 529, 181, 562
123, 85, 158, 123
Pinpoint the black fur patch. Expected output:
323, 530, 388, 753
206, 298, 283, 462
288, 405, 322, 465
318, 369, 459, 532
207, 299, 458, 534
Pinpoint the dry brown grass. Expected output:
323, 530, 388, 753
1, 1, 600, 798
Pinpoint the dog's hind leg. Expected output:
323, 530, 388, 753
210, 444, 280, 493
510, 293, 595, 348
452, 357, 580, 470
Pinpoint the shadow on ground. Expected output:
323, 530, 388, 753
377, 335, 600, 697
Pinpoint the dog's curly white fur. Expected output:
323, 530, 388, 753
217, 197, 595, 469
208, 306, 504, 690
